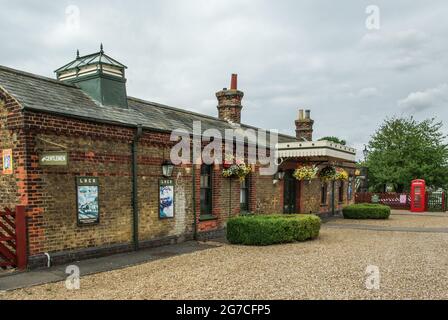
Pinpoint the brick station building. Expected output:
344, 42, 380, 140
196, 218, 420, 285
0, 48, 356, 268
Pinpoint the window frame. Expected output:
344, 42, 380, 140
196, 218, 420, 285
200, 164, 213, 218
240, 176, 250, 213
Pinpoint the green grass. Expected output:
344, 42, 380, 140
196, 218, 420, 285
227, 214, 321, 246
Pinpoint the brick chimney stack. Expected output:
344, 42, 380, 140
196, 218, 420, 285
295, 109, 314, 141
216, 74, 244, 123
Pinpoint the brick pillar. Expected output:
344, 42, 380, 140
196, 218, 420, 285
295, 109, 314, 141
216, 74, 244, 123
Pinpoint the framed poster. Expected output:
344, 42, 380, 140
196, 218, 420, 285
159, 179, 174, 219
2, 149, 13, 175
76, 177, 100, 225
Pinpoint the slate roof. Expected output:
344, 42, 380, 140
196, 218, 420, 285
0, 65, 297, 144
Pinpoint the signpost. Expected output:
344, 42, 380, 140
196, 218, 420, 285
39, 151, 68, 166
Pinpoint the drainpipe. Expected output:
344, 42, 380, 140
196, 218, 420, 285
192, 163, 197, 240
132, 124, 143, 250
331, 180, 335, 216
44, 252, 51, 268
229, 179, 232, 217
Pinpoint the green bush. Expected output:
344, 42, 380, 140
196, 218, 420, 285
342, 203, 391, 219
227, 214, 321, 246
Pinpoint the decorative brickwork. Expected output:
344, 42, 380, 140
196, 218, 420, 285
216, 90, 244, 124
0, 93, 21, 208
295, 109, 314, 141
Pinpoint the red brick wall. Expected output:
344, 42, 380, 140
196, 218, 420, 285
2, 85, 354, 261
0, 92, 22, 209
1, 100, 284, 256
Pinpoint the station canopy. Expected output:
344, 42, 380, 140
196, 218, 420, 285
276, 140, 357, 165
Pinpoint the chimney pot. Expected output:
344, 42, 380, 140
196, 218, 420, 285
305, 110, 311, 119
298, 109, 304, 120
231, 74, 238, 90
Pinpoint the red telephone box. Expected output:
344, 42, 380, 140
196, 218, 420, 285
410, 179, 426, 212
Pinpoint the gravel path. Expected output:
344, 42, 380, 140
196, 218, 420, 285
330, 213, 448, 228
2, 215, 448, 300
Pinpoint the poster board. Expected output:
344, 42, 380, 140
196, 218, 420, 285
2, 149, 13, 175
76, 177, 100, 225
159, 179, 175, 219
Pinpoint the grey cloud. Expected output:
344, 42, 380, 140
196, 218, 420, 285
398, 84, 448, 113
1, 0, 448, 160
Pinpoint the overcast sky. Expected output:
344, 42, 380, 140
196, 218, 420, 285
1, 0, 447, 158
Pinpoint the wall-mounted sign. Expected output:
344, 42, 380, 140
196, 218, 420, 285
159, 179, 174, 219
372, 194, 380, 203
2, 149, 13, 175
76, 177, 100, 225
400, 194, 407, 204
39, 151, 68, 166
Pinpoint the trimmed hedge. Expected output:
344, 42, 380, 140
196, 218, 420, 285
227, 214, 321, 246
342, 203, 391, 219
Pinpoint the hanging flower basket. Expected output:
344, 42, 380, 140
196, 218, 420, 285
335, 168, 349, 181
222, 155, 252, 181
223, 162, 232, 169
318, 166, 349, 181
293, 165, 318, 181
318, 166, 337, 182
223, 154, 234, 169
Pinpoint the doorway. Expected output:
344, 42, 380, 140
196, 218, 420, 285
283, 170, 298, 214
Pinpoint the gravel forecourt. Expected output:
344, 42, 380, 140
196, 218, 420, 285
2, 212, 448, 300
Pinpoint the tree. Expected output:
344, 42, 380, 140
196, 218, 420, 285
366, 116, 448, 192
318, 136, 346, 145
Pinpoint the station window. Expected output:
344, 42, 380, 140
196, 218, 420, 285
200, 165, 213, 217
240, 176, 250, 213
